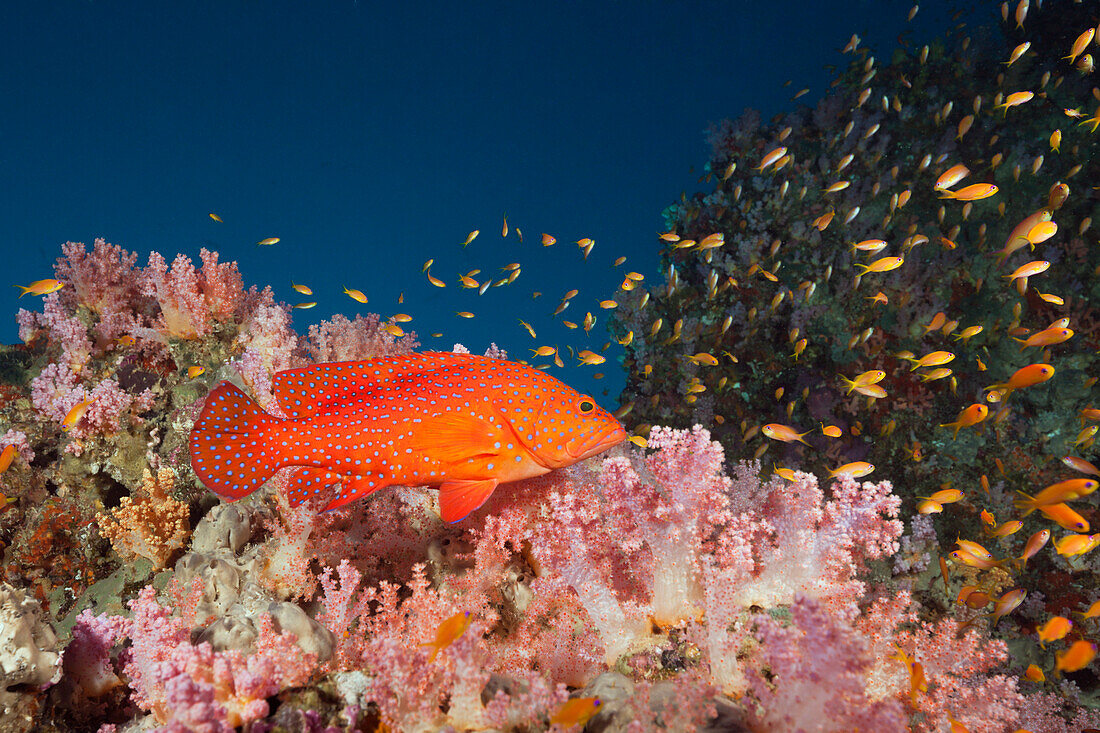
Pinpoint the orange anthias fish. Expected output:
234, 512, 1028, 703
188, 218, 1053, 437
0, 444, 16, 473
14, 279, 65, 297
422, 610, 471, 662
189, 352, 628, 522
550, 697, 602, 727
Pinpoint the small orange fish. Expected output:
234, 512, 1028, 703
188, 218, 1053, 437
956, 539, 993, 559
820, 424, 842, 438
542, 233, 557, 246
922, 488, 963, 504
209, 213, 223, 222
773, 464, 797, 481
14, 279, 64, 298
933, 164, 970, 191
1036, 616, 1072, 647
293, 302, 317, 310
852, 239, 888, 253
1017, 530, 1050, 568
1066, 28, 1096, 64
839, 370, 885, 393
1055, 640, 1097, 674
463, 230, 479, 246
1024, 664, 1045, 682
828, 461, 874, 479
550, 697, 602, 727
1038, 503, 1089, 532
1015, 326, 1072, 350
1005, 41, 1030, 66
994, 91, 1034, 114
343, 287, 368, 304
855, 256, 903, 276
907, 351, 955, 371
985, 363, 1054, 399
1026, 220, 1058, 244
918, 499, 943, 515
989, 520, 1022, 538
957, 586, 992, 610
889, 646, 927, 705
940, 404, 988, 439
996, 209, 1054, 263
62, 399, 92, 432
1015, 478, 1099, 515
0, 444, 16, 474
1005, 260, 1050, 282
189, 353, 628, 521
923, 311, 947, 334
1062, 455, 1100, 477
422, 611, 471, 662
761, 424, 811, 444
256, 237, 280, 246
291, 282, 313, 295
576, 350, 605, 366
115, 335, 136, 347
1054, 533, 1100, 557
988, 588, 1026, 625
757, 146, 788, 171
939, 183, 998, 201
187, 366, 206, 379
953, 325, 983, 342
1077, 599, 1100, 620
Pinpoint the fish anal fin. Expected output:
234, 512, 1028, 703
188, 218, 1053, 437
408, 413, 502, 464
286, 467, 346, 507
322, 475, 388, 512
439, 479, 499, 523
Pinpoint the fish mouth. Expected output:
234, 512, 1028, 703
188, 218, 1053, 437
567, 422, 629, 461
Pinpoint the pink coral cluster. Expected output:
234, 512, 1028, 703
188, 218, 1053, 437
120, 586, 316, 731
29, 362, 155, 453
744, 595, 908, 731
139, 248, 249, 339
489, 426, 903, 694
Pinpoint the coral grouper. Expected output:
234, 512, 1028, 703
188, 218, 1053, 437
189, 351, 627, 522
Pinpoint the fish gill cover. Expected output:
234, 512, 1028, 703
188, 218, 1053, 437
0, 2, 1099, 732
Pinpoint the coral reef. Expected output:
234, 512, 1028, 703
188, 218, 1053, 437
0, 3, 1097, 731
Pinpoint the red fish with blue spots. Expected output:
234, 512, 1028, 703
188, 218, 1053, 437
189, 351, 628, 522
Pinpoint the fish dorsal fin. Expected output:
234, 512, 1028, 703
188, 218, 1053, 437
438, 479, 499, 523
406, 412, 502, 463
272, 351, 481, 419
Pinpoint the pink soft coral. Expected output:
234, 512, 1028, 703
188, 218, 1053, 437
121, 586, 316, 731
506, 426, 902, 694
744, 595, 908, 732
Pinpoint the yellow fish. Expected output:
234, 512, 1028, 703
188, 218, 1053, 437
343, 287, 368, 304
422, 611, 471, 662
14, 279, 64, 298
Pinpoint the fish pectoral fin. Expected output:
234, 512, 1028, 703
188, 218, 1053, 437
408, 413, 503, 463
438, 478, 499, 523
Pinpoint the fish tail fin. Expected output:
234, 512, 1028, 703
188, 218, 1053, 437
189, 382, 285, 501
1013, 490, 1038, 517
13, 285, 29, 298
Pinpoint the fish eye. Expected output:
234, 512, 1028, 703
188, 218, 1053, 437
579, 400, 594, 413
